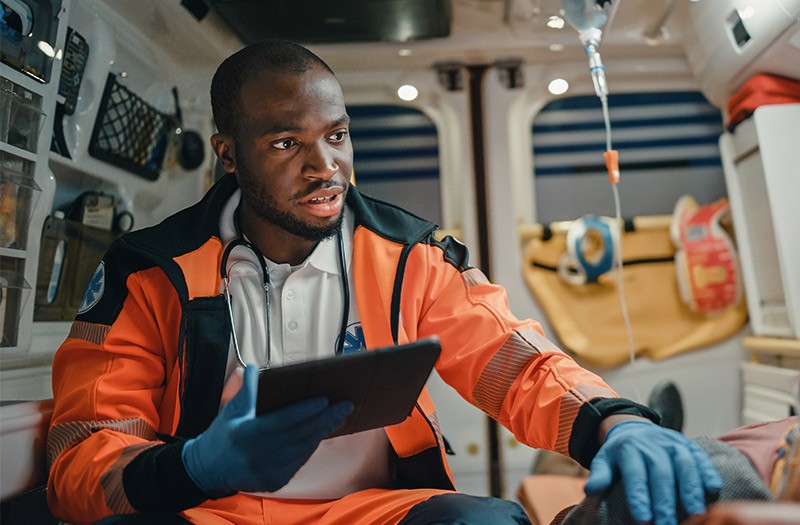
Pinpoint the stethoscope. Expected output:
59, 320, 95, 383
219, 225, 350, 370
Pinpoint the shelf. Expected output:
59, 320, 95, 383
744, 336, 800, 359
0, 167, 40, 192
49, 150, 161, 192
745, 336, 800, 370
1, 150, 41, 251
0, 64, 48, 96
0, 142, 37, 163
0, 248, 27, 259
1, 78, 47, 155
0, 269, 31, 291
0, 0, 62, 366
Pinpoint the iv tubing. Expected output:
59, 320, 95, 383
573, 3, 642, 399
612, 180, 636, 369
598, 65, 637, 373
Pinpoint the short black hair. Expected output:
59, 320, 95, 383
210, 39, 334, 136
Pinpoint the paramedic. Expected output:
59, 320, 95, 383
46, 39, 722, 525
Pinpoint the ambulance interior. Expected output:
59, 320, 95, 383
1, 0, 799, 522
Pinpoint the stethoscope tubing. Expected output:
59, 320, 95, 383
221, 237, 272, 369
220, 227, 350, 370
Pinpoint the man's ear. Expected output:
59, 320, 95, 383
211, 133, 237, 173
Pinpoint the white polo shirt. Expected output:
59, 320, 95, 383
218, 189, 392, 499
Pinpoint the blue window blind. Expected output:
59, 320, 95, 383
348, 104, 441, 223
531, 92, 727, 222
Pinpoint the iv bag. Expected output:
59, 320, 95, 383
563, 0, 609, 32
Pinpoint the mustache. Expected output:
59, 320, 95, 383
294, 180, 348, 200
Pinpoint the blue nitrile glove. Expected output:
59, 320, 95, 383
181, 365, 353, 496
584, 420, 723, 525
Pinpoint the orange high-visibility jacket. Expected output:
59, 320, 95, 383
47, 174, 653, 523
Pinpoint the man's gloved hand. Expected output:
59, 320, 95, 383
585, 420, 723, 525
181, 365, 353, 496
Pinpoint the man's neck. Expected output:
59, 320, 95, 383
238, 210, 318, 266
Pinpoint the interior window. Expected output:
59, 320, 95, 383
348, 105, 442, 224
531, 91, 727, 223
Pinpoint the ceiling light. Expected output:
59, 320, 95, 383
738, 6, 755, 20
398, 48, 412, 57
548, 78, 569, 95
547, 15, 565, 29
397, 84, 419, 101
549, 43, 565, 52
37, 41, 55, 57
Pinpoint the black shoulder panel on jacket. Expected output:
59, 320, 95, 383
114, 174, 239, 303
424, 234, 473, 273
74, 244, 157, 326
123, 173, 235, 256
347, 187, 437, 245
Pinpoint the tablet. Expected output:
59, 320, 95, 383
256, 337, 441, 438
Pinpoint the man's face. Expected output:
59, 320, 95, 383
220, 66, 353, 242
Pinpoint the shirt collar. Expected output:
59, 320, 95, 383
220, 189, 352, 276
304, 205, 353, 275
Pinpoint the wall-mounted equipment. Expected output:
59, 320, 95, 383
680, 0, 800, 109
34, 213, 118, 322
88, 73, 178, 181
720, 103, 800, 338
0, 0, 62, 83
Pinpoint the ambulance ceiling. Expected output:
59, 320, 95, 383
196, 0, 453, 44
98, 0, 687, 73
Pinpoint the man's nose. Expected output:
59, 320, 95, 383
303, 142, 338, 179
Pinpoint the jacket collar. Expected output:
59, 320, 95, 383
120, 173, 438, 264
346, 185, 437, 245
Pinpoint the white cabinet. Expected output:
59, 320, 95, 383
720, 104, 800, 338
0, 399, 53, 499
1, 0, 65, 365
741, 337, 800, 424
1, 0, 214, 400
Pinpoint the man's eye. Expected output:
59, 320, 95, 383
329, 131, 347, 142
272, 139, 296, 150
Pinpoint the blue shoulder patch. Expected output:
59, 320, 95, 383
78, 262, 106, 314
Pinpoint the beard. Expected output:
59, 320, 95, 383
251, 197, 344, 242
237, 169, 345, 243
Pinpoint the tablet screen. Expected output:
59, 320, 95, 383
256, 337, 441, 437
